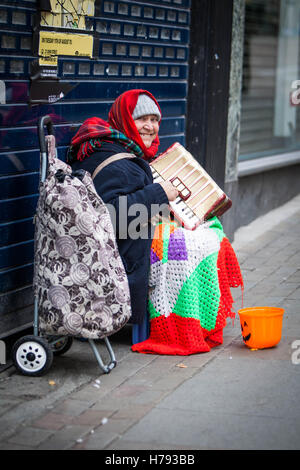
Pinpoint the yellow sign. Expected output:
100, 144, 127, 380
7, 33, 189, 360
39, 55, 58, 66
38, 30, 94, 66
40, 0, 95, 29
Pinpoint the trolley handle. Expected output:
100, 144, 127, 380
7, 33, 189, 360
38, 115, 55, 154
38, 115, 55, 183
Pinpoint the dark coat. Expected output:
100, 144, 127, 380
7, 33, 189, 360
71, 141, 169, 324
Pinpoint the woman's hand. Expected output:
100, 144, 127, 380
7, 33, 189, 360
159, 180, 179, 201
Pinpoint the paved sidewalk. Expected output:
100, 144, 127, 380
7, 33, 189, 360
0, 194, 300, 450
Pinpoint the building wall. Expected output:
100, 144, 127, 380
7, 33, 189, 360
224, 164, 300, 239
223, 0, 300, 240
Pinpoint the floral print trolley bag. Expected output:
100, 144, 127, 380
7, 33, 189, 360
12, 116, 131, 377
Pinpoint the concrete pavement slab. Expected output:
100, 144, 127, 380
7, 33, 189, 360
0, 193, 300, 451
113, 407, 300, 450
120, 352, 300, 450
0, 327, 134, 442
154, 356, 300, 419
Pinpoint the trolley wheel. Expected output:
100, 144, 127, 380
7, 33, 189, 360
12, 335, 53, 377
49, 336, 73, 356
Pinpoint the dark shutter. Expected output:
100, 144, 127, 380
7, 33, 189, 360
0, 0, 191, 336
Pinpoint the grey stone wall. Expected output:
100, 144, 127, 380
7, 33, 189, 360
222, 0, 300, 241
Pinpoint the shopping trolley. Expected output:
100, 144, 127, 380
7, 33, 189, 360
11, 115, 117, 377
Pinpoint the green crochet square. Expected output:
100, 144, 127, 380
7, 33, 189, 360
172, 252, 220, 331
148, 252, 221, 331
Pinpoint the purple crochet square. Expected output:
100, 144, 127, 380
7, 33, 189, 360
168, 230, 188, 261
150, 248, 160, 264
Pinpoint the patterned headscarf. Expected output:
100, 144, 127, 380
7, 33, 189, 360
68, 89, 161, 163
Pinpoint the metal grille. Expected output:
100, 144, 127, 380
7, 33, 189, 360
0, 0, 191, 336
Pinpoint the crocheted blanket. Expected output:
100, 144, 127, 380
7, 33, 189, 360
132, 217, 243, 355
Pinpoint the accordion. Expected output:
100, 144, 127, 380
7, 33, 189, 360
150, 142, 232, 230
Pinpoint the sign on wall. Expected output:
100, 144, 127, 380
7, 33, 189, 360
30, 0, 100, 104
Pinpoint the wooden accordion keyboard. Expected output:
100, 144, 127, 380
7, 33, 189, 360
150, 142, 232, 230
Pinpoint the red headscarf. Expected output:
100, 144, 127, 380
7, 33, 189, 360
68, 89, 161, 163
108, 89, 161, 160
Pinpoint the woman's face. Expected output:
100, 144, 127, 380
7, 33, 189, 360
134, 114, 160, 148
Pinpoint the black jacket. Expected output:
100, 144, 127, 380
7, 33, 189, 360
71, 141, 168, 324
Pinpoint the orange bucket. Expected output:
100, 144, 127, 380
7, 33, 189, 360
238, 306, 284, 349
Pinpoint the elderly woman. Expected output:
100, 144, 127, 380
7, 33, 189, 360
68, 89, 243, 355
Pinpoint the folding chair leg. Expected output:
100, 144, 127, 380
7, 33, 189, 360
88, 338, 117, 374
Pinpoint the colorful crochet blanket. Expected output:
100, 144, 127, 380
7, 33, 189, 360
132, 217, 243, 355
